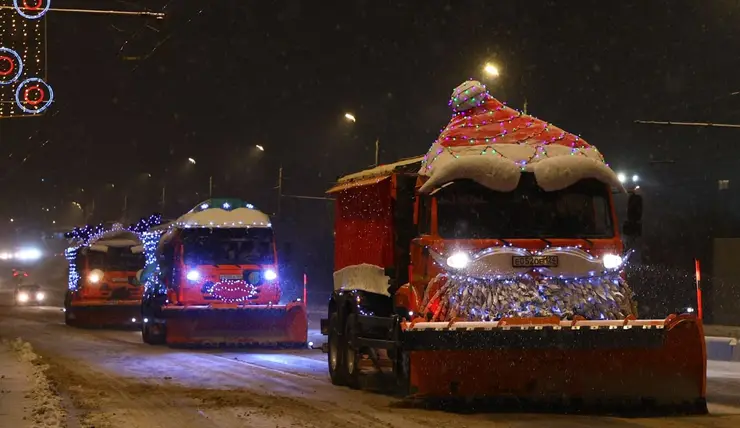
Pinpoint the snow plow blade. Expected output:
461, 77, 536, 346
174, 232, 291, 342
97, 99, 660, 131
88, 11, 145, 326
163, 302, 307, 347
66, 302, 141, 328
401, 314, 707, 414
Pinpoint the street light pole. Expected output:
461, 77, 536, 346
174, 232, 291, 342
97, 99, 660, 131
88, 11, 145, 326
209, 176, 213, 198
374, 137, 380, 167
277, 165, 283, 217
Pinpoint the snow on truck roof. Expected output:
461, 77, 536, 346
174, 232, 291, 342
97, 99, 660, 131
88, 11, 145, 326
327, 156, 424, 193
336, 156, 425, 183
174, 199, 271, 228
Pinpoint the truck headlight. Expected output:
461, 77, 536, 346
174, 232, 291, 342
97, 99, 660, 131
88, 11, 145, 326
186, 270, 200, 281
602, 254, 623, 270
88, 269, 104, 284
36, 292, 45, 301
17, 292, 29, 302
263, 269, 277, 281
446, 252, 470, 269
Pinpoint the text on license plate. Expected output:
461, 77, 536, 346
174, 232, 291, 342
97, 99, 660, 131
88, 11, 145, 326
220, 275, 242, 281
511, 255, 559, 268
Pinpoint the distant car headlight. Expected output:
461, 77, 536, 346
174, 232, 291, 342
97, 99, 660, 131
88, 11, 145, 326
446, 252, 470, 269
602, 253, 623, 270
263, 269, 277, 281
186, 270, 200, 281
88, 269, 104, 284
36, 292, 45, 301
17, 292, 29, 302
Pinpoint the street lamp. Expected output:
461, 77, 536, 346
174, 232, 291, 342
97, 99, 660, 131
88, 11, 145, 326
483, 62, 500, 77
188, 157, 196, 165
343, 112, 379, 167
255, 144, 265, 151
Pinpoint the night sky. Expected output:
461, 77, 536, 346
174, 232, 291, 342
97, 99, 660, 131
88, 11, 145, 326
1, 1, 740, 305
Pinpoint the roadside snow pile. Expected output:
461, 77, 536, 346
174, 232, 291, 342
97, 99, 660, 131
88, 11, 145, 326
7, 338, 66, 428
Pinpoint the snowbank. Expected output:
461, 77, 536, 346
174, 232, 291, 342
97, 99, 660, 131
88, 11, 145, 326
5, 338, 66, 428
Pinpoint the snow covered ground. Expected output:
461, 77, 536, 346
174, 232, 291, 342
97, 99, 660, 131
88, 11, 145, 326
1, 301, 740, 427
0, 338, 66, 427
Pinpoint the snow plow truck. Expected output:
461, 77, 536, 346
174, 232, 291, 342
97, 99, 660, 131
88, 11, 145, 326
321, 80, 707, 414
140, 198, 307, 347
64, 218, 157, 328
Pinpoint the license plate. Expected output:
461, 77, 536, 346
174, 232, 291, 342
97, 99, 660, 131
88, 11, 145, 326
512, 255, 559, 268
220, 275, 242, 281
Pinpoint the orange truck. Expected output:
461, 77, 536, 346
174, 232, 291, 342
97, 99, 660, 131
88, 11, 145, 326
64, 227, 146, 328
140, 198, 307, 347
320, 80, 706, 414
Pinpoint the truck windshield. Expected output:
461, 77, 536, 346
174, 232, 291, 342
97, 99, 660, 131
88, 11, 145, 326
181, 228, 275, 266
86, 247, 144, 271
436, 176, 614, 239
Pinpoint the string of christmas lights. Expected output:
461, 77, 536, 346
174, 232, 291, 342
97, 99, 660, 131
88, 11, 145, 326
65, 214, 162, 290
420, 79, 608, 176
421, 272, 633, 322
208, 280, 259, 303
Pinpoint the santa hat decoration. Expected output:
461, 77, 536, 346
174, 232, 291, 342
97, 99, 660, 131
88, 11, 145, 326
419, 80, 621, 193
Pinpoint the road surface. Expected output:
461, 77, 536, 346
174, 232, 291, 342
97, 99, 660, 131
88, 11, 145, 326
1, 302, 739, 427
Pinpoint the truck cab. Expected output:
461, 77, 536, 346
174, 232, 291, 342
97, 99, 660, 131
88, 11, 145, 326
64, 232, 146, 327
140, 198, 307, 347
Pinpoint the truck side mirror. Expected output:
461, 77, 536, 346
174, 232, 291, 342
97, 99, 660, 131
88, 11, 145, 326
281, 242, 292, 264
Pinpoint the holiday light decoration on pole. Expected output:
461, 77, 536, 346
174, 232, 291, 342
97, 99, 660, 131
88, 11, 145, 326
0, 1, 50, 117
0, 2, 167, 118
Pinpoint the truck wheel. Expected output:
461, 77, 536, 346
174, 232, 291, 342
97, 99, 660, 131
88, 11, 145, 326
394, 349, 411, 397
142, 320, 165, 345
327, 313, 347, 385
64, 309, 75, 326
343, 313, 361, 389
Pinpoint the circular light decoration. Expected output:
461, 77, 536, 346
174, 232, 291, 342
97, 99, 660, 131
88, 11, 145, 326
13, 0, 52, 20
0, 47, 23, 85
15, 77, 54, 114
210, 280, 258, 303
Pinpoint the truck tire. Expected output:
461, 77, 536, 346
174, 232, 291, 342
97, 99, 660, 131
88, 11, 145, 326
343, 313, 361, 389
327, 313, 347, 385
394, 349, 411, 397
142, 320, 166, 345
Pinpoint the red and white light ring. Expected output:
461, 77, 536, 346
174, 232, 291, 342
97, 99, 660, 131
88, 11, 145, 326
15, 77, 54, 114
0, 47, 23, 85
14, 0, 51, 20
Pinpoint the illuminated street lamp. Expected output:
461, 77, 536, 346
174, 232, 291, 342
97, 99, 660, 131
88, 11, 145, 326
255, 144, 265, 151
483, 62, 500, 77
187, 157, 196, 165
344, 113, 356, 123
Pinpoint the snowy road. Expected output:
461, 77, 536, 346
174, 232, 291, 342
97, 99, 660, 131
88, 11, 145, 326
1, 305, 740, 427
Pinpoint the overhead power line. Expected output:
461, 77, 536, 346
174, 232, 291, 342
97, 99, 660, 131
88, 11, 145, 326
634, 120, 740, 129
0, 5, 165, 18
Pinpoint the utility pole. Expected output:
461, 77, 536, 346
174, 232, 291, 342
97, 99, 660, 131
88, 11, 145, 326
122, 194, 128, 222
208, 176, 213, 198
374, 138, 380, 167
277, 165, 283, 217
160, 186, 166, 216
